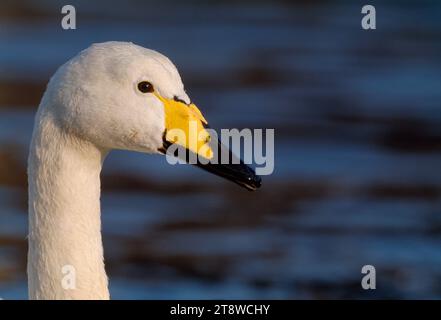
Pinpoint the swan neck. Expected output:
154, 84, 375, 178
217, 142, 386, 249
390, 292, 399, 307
28, 117, 109, 299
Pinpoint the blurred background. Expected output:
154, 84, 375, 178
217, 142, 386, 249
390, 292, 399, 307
0, 0, 440, 299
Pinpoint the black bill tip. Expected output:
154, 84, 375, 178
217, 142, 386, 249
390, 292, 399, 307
244, 172, 262, 191
196, 160, 262, 191
161, 135, 262, 191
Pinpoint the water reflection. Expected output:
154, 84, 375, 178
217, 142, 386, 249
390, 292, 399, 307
0, 1, 440, 299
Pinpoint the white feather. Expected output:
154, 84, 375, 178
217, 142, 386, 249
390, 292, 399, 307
28, 41, 189, 299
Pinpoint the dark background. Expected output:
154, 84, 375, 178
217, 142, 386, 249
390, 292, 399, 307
0, 0, 440, 299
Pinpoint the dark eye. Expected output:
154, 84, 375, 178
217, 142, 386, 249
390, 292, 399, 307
137, 81, 154, 93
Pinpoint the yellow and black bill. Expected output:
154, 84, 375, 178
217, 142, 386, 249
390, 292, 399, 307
156, 93, 261, 191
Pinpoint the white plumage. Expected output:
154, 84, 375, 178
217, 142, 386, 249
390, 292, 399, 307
27, 41, 260, 300
28, 42, 192, 299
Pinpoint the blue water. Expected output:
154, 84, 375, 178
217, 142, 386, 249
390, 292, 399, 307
0, 1, 440, 299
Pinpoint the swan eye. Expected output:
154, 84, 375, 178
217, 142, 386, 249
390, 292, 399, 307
137, 81, 154, 93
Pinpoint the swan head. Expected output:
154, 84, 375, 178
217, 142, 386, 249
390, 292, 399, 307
41, 41, 261, 190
